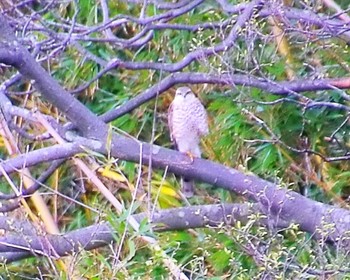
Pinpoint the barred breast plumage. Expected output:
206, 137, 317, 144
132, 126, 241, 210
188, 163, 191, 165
168, 87, 209, 197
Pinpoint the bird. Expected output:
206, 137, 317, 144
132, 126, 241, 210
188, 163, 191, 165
168, 86, 209, 197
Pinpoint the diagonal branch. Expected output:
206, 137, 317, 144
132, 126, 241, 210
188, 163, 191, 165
0, 132, 350, 247
0, 16, 107, 140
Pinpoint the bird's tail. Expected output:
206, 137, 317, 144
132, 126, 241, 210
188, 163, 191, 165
181, 177, 194, 198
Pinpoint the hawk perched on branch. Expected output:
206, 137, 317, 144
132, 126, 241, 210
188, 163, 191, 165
168, 87, 209, 197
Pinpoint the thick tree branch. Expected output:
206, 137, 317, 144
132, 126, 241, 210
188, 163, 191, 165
0, 16, 107, 139
0, 133, 349, 247
0, 203, 288, 263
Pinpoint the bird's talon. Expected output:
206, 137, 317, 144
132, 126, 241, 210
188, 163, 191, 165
185, 151, 195, 163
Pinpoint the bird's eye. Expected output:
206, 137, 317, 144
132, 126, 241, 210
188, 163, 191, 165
184, 91, 191, 97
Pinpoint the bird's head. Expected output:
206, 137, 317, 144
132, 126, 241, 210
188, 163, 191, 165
175, 87, 194, 99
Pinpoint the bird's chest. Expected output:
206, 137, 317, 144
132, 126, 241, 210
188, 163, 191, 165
172, 101, 200, 137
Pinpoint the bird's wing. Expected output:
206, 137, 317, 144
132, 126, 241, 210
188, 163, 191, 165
197, 101, 209, 136
168, 101, 175, 144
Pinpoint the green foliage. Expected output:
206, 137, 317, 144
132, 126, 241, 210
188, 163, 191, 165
1, 0, 350, 278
